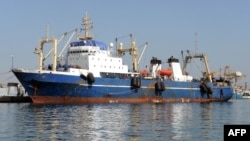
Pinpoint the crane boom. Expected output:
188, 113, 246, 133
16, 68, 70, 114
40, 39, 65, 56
138, 42, 148, 64
58, 29, 77, 57
43, 32, 67, 60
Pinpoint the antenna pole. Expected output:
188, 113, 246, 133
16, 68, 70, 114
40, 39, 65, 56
195, 32, 198, 54
46, 24, 49, 39
11, 54, 14, 69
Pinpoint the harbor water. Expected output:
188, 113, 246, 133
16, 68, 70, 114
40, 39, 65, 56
0, 99, 249, 141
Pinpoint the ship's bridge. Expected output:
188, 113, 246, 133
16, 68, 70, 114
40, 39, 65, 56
66, 39, 129, 74
67, 39, 110, 57
70, 39, 107, 50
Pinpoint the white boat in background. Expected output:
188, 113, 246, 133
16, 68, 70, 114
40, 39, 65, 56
220, 66, 247, 99
242, 90, 250, 99
232, 85, 245, 99
0, 82, 31, 102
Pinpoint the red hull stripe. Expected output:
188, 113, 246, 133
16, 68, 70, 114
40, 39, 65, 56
31, 96, 230, 104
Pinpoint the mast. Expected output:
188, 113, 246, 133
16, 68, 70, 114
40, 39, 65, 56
202, 54, 212, 82
131, 39, 138, 72
78, 13, 93, 40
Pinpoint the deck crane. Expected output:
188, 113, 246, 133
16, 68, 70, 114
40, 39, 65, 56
38, 29, 78, 61
222, 65, 248, 93
116, 34, 139, 72
223, 66, 246, 83
115, 34, 148, 73
42, 32, 67, 61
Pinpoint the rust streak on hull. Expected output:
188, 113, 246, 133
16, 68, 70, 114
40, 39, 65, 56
31, 96, 230, 104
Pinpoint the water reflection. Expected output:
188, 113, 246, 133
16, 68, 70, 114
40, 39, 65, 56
85, 105, 130, 141
128, 104, 170, 140
0, 101, 241, 141
128, 103, 198, 140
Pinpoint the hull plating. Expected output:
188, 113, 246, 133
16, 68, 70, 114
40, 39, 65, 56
13, 71, 233, 104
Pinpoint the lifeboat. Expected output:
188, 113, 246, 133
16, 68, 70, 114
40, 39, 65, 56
158, 69, 172, 76
140, 70, 149, 76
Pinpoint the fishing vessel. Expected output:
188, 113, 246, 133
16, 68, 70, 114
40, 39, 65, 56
12, 15, 233, 104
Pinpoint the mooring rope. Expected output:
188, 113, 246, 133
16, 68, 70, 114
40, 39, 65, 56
0, 71, 16, 82
0, 70, 11, 74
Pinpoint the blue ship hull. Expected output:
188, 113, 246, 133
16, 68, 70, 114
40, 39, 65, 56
12, 70, 233, 104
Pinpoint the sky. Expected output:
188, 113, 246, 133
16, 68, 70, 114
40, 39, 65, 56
0, 0, 250, 87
